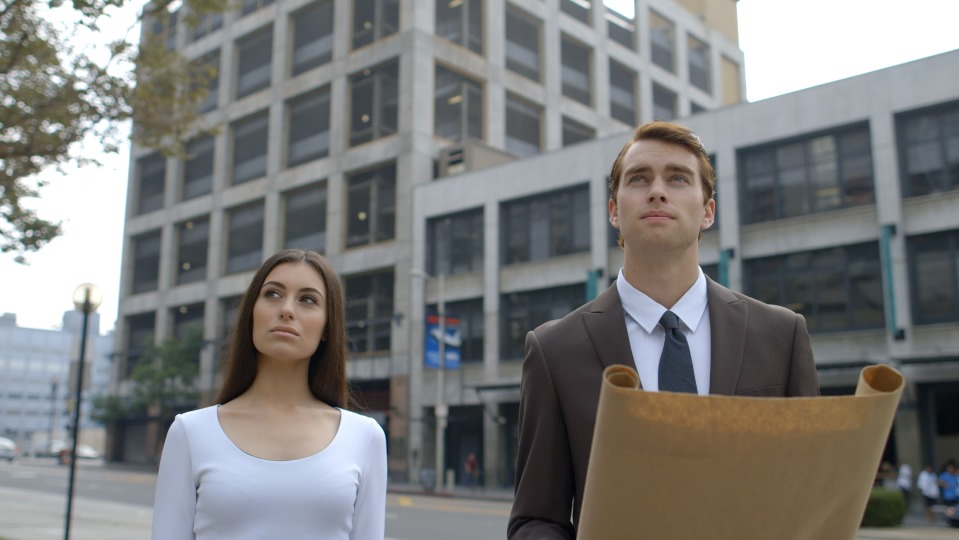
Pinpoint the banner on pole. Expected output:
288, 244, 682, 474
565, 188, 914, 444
424, 313, 461, 369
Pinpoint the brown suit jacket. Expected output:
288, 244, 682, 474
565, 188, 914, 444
507, 278, 820, 539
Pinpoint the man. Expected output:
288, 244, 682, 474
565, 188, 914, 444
507, 121, 820, 539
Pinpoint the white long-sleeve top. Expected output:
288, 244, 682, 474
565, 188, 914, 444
152, 405, 387, 540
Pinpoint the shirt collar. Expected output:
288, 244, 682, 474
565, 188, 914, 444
616, 267, 708, 334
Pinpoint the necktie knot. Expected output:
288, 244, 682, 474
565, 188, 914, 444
660, 310, 680, 331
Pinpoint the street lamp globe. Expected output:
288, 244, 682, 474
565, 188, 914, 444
71, 283, 102, 313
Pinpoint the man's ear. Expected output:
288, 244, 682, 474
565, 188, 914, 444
608, 198, 619, 228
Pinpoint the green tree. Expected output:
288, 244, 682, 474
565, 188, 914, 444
92, 325, 203, 428
1, 0, 226, 262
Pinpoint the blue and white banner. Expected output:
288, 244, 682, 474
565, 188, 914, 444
424, 313, 461, 369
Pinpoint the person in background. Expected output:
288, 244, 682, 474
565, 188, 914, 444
917, 464, 940, 523
896, 461, 913, 504
508, 121, 820, 539
940, 462, 959, 509
152, 249, 387, 540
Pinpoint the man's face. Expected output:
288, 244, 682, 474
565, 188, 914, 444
608, 139, 715, 255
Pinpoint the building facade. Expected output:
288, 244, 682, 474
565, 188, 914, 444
115, 0, 743, 476
412, 49, 959, 486
0, 313, 114, 454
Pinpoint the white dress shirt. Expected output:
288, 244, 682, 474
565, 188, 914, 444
616, 267, 711, 394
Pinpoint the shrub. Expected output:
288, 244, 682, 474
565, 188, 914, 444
861, 487, 906, 527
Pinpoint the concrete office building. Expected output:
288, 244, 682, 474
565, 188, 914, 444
0, 313, 114, 453
114, 0, 744, 477
412, 49, 959, 485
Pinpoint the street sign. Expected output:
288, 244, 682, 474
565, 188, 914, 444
424, 313, 461, 369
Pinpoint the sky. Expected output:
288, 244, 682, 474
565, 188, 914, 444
2, 0, 958, 334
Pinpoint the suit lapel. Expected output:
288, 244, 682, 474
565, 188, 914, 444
582, 283, 638, 378
707, 277, 747, 395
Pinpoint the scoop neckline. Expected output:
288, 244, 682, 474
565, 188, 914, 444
212, 404, 344, 463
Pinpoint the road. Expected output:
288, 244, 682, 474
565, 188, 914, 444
2, 459, 954, 540
0, 459, 510, 539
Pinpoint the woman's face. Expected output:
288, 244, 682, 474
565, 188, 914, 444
251, 262, 328, 365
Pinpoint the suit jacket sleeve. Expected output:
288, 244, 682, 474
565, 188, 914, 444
786, 313, 820, 397
507, 330, 576, 540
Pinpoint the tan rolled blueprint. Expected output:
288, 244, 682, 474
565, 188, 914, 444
577, 364, 904, 540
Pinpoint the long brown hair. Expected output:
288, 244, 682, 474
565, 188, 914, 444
216, 249, 350, 408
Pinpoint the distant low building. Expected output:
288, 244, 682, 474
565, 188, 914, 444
0, 312, 114, 454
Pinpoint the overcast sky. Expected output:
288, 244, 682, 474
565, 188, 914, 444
2, 0, 958, 334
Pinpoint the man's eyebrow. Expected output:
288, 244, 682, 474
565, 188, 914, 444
623, 163, 696, 175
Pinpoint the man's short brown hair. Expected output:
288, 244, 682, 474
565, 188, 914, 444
608, 121, 715, 204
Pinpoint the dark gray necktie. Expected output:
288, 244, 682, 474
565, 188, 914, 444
658, 310, 697, 393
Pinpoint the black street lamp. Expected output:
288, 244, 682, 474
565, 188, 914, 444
63, 283, 101, 540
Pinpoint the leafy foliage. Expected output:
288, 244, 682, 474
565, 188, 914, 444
1, 0, 226, 262
91, 325, 203, 425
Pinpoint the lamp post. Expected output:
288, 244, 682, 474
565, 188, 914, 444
412, 269, 447, 493
64, 283, 101, 540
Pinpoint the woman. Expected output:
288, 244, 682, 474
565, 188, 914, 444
152, 249, 387, 539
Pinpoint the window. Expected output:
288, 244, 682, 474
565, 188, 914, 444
136, 154, 165, 214
427, 298, 483, 363
691, 102, 707, 115
562, 116, 595, 147
176, 217, 209, 285
434, 65, 484, 143
131, 230, 161, 294
182, 135, 214, 200
505, 93, 541, 158
427, 208, 484, 276
225, 201, 264, 274
908, 230, 959, 324
235, 27, 273, 99
148, 9, 178, 51
649, 9, 674, 72
738, 124, 874, 224
560, 0, 589, 25
436, 0, 482, 54
189, 11, 222, 42
352, 0, 399, 50
292, 1, 334, 76
501, 284, 584, 358
743, 242, 884, 333
283, 182, 327, 253
502, 185, 590, 264
561, 35, 591, 106
192, 50, 219, 113
231, 111, 269, 184
652, 83, 676, 120
241, 0, 274, 16
349, 59, 399, 146
606, 10, 634, 49
896, 100, 959, 197
346, 162, 396, 247
287, 87, 331, 167
172, 303, 205, 341
345, 270, 394, 353
609, 59, 637, 125
505, 6, 540, 82
125, 313, 155, 377
688, 34, 711, 93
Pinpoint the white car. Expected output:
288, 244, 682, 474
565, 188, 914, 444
76, 444, 101, 460
0, 436, 19, 462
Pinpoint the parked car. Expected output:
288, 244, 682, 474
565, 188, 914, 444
946, 504, 959, 528
76, 444, 101, 460
0, 437, 19, 462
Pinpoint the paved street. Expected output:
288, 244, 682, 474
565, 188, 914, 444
0, 459, 955, 539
